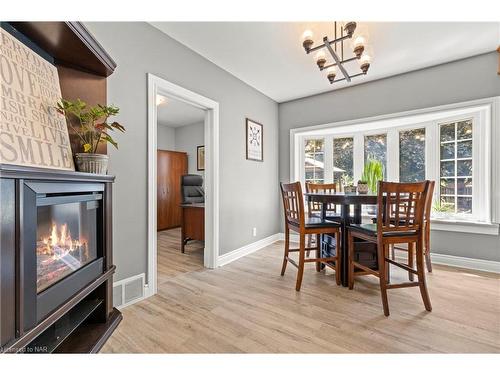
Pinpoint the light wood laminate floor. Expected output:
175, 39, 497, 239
103, 237, 500, 353
156, 227, 204, 286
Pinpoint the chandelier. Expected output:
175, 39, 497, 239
302, 22, 372, 84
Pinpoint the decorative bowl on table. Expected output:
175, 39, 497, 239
357, 181, 369, 194
344, 185, 357, 194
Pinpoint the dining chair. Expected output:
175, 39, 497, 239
347, 180, 431, 316
305, 182, 341, 254
390, 180, 435, 278
280, 182, 342, 290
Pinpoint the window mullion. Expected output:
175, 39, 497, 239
324, 135, 334, 184
387, 128, 399, 181
353, 133, 364, 182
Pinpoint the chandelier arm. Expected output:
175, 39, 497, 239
307, 34, 351, 54
321, 56, 358, 71
330, 72, 365, 84
324, 36, 351, 82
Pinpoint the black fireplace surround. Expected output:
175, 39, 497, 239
0, 164, 121, 353
22, 180, 105, 329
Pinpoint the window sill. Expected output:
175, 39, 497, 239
430, 219, 499, 235
360, 214, 499, 235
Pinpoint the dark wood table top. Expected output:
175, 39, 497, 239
304, 192, 378, 205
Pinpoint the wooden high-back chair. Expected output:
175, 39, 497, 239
423, 180, 435, 272
347, 181, 431, 316
280, 182, 342, 290
305, 182, 338, 217
304, 182, 341, 253
390, 180, 435, 277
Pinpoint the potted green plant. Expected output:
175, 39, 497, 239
359, 159, 384, 194
56, 99, 125, 174
341, 174, 356, 194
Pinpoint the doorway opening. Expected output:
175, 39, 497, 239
146, 73, 219, 298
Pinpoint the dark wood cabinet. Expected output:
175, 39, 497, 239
157, 150, 188, 230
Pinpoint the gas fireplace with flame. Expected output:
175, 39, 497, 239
0, 165, 121, 353
22, 180, 106, 328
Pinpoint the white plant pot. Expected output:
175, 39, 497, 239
75, 153, 109, 174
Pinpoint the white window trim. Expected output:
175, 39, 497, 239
290, 96, 500, 235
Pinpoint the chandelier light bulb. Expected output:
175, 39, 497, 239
302, 30, 313, 41
315, 51, 327, 69
302, 30, 314, 52
353, 36, 365, 48
352, 36, 366, 58
360, 53, 372, 65
343, 21, 357, 37
327, 67, 337, 83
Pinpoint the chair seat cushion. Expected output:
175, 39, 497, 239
348, 223, 417, 237
305, 216, 341, 229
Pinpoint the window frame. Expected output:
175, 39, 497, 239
291, 97, 498, 235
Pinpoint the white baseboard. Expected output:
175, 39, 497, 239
217, 233, 282, 267
277, 233, 500, 274
430, 253, 500, 273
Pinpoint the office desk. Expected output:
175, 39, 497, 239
181, 203, 205, 253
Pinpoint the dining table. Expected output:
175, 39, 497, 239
304, 191, 380, 287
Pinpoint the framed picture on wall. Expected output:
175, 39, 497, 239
197, 145, 205, 171
246, 118, 263, 161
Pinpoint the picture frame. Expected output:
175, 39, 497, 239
246, 118, 263, 162
197, 145, 205, 171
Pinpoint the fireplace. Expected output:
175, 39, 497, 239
22, 181, 105, 330
36, 201, 98, 293
1, 165, 121, 353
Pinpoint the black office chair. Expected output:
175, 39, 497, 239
181, 174, 205, 204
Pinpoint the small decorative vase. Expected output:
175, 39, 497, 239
75, 153, 109, 174
344, 185, 357, 194
357, 182, 369, 194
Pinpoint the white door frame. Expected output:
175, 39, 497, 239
146, 73, 219, 298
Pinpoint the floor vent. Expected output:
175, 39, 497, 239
113, 273, 146, 308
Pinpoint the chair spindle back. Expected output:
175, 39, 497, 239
376, 181, 429, 235
305, 182, 337, 215
280, 182, 305, 228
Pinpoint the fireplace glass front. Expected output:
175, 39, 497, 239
36, 200, 98, 293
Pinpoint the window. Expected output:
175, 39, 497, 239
294, 100, 494, 228
333, 137, 353, 187
304, 139, 325, 184
364, 134, 387, 178
399, 128, 425, 182
439, 120, 473, 215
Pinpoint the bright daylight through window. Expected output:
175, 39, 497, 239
296, 101, 494, 226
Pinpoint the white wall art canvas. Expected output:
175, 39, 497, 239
0, 27, 74, 170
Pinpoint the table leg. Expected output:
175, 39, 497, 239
320, 202, 327, 269
340, 204, 350, 286
354, 204, 362, 224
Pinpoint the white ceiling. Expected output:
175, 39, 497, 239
151, 22, 499, 103
157, 95, 205, 128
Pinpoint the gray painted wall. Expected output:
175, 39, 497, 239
157, 124, 176, 151
175, 121, 205, 178
85, 22, 280, 281
279, 52, 500, 262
